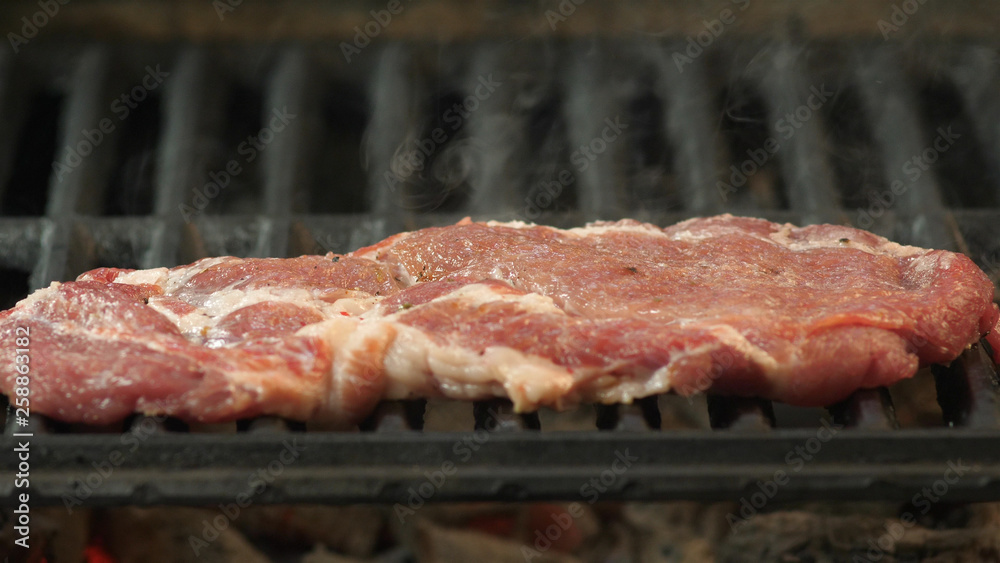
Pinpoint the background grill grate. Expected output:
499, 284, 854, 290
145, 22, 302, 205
1, 39, 1000, 505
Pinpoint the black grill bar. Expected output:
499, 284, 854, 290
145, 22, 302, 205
1, 39, 999, 507
247, 416, 292, 434
595, 396, 662, 431
933, 342, 1000, 428
564, 46, 628, 219
49, 47, 116, 218
657, 43, 724, 215
35, 48, 117, 285
829, 387, 899, 430
464, 45, 533, 216
749, 42, 843, 224
131, 414, 170, 434
363, 400, 427, 432
854, 46, 954, 250
1, 343, 998, 504
707, 396, 776, 431
942, 46, 1000, 196
0, 53, 28, 212
5, 430, 1000, 506
257, 48, 316, 258
474, 399, 540, 432
146, 48, 223, 269
365, 45, 418, 229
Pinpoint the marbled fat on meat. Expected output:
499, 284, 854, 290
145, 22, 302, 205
1, 215, 996, 424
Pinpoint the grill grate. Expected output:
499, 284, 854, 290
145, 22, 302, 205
1, 39, 1000, 505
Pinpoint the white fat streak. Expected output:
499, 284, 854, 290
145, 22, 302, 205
368, 282, 562, 323
378, 319, 781, 409
776, 238, 926, 256
666, 229, 716, 243
592, 324, 779, 404
162, 257, 235, 294
145, 297, 184, 329
661, 214, 931, 258
485, 220, 534, 229
910, 252, 954, 274
381, 323, 579, 407
566, 222, 665, 238
379, 282, 577, 406
904, 252, 955, 288
295, 316, 359, 343
200, 287, 317, 318
155, 285, 381, 342
430, 282, 560, 312
691, 324, 779, 373
373, 282, 779, 409
113, 268, 170, 287
767, 223, 926, 257
485, 219, 666, 239
12, 281, 61, 311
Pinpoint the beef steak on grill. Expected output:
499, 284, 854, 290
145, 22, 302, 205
1, 215, 997, 424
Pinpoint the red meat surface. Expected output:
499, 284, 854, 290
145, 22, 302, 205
1, 215, 996, 424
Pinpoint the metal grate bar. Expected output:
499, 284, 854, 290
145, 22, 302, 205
854, 46, 953, 249
256, 48, 318, 258
36, 48, 116, 284
128, 414, 171, 434
933, 341, 1000, 428
7, 430, 1000, 506
594, 396, 661, 431
245, 416, 290, 433
363, 400, 426, 432
0, 52, 30, 212
657, 43, 724, 215
464, 45, 533, 216
1, 39, 1000, 508
474, 399, 540, 432
563, 45, 628, 219
752, 43, 843, 224
46, 47, 116, 217
707, 396, 775, 431
365, 45, 418, 229
0, 220, 48, 292
829, 388, 898, 430
945, 46, 1000, 197
144, 48, 223, 268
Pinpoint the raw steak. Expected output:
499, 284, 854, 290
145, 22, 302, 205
1, 215, 997, 425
